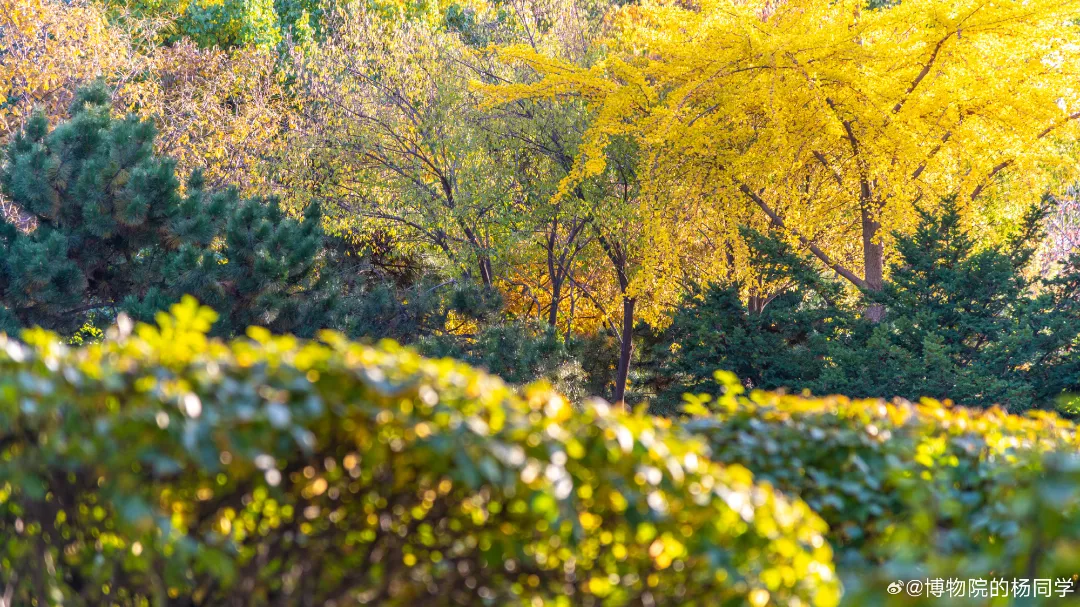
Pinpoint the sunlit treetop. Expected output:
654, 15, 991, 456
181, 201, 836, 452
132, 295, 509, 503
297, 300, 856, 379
486, 0, 1080, 298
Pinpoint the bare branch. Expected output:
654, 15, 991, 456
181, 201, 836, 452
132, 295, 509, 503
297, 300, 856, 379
736, 181, 869, 290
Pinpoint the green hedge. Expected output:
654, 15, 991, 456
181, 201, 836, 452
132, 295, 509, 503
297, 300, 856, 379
684, 373, 1080, 604
0, 298, 838, 606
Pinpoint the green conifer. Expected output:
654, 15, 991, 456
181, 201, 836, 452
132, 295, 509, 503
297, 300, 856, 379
0, 83, 342, 338
649, 198, 1080, 412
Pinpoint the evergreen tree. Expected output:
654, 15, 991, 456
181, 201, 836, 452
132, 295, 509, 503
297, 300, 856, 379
650, 198, 1080, 412
0, 83, 342, 338
642, 228, 846, 413
840, 198, 1080, 409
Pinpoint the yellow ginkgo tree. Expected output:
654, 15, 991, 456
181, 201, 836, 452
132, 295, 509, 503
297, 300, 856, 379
487, 0, 1080, 321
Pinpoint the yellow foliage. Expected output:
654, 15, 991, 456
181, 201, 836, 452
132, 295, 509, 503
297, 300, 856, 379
1, 0, 290, 201
116, 40, 293, 198
487, 0, 1080, 293
0, 0, 136, 140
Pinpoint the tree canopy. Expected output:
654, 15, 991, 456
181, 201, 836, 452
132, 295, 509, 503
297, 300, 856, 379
486, 0, 1080, 307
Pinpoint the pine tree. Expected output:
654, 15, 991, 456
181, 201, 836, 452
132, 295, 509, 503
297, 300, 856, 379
650, 198, 1080, 412
845, 198, 1080, 409
643, 228, 845, 413
0, 83, 342, 338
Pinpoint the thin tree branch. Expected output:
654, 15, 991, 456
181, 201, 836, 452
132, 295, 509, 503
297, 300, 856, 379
735, 181, 869, 290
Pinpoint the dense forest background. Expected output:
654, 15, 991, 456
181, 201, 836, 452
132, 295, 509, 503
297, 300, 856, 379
6, 0, 1080, 414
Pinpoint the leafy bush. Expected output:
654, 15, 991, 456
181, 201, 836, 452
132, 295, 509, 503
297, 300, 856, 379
839, 452, 1080, 606
0, 298, 839, 606
180, 0, 284, 49
683, 374, 1080, 597
108, 0, 320, 48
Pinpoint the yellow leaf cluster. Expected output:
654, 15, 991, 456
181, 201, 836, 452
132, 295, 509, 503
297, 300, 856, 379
489, 0, 1080, 292
117, 41, 292, 198
0, 0, 135, 140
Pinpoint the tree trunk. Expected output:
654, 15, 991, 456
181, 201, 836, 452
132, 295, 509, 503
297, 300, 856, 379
548, 275, 562, 327
460, 223, 493, 288
477, 254, 493, 289
748, 293, 766, 315
546, 230, 562, 327
594, 230, 633, 410
861, 204, 886, 322
614, 296, 635, 410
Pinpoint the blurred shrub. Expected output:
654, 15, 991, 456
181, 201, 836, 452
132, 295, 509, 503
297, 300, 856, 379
0, 298, 838, 606
684, 373, 1080, 602
838, 452, 1080, 606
